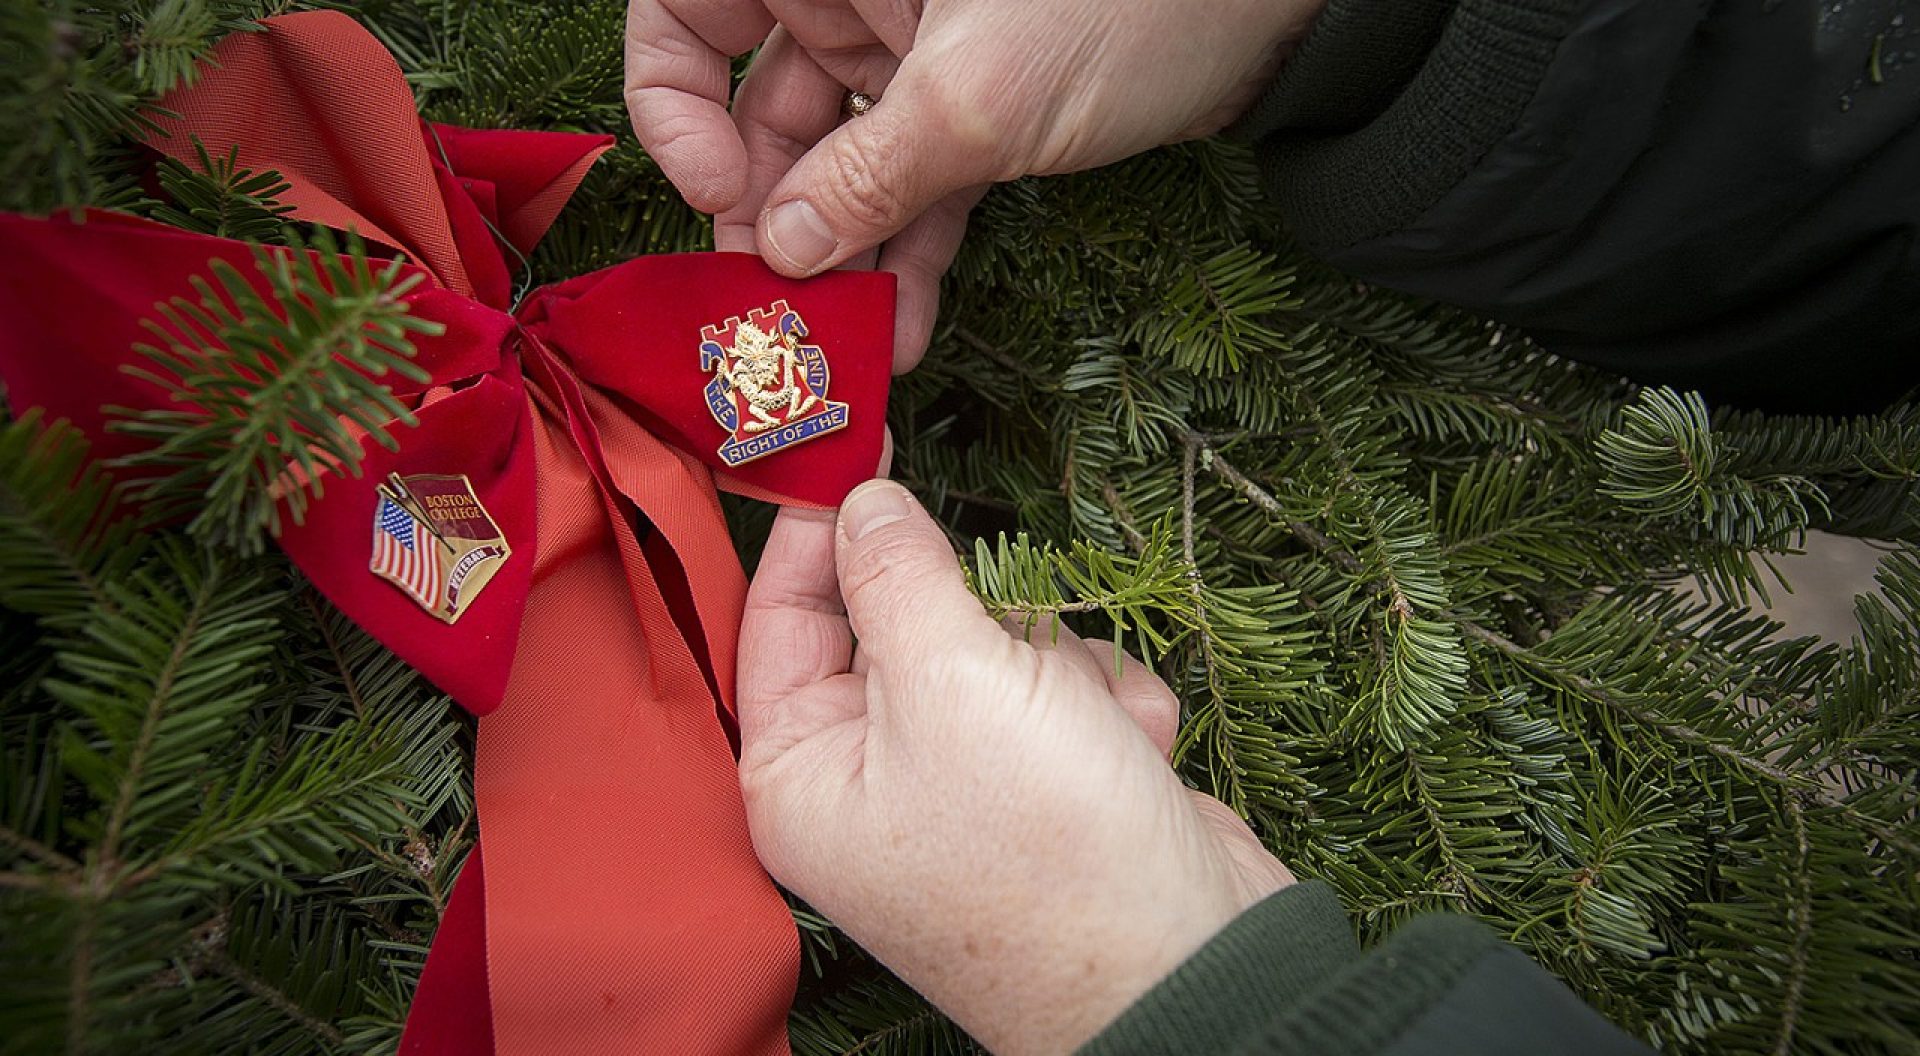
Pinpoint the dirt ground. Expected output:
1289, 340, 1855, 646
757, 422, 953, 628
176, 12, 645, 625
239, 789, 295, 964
1745, 531, 1891, 643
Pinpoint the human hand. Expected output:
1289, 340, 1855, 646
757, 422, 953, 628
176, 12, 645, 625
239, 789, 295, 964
737, 479, 1295, 1055
625, 0, 1328, 371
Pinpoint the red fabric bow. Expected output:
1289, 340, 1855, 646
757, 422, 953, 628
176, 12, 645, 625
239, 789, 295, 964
0, 12, 893, 1054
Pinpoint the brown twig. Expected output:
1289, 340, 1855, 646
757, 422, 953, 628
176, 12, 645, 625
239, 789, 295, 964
306, 590, 366, 720
1188, 432, 1920, 855
0, 824, 79, 872
1773, 792, 1813, 1056
204, 947, 345, 1046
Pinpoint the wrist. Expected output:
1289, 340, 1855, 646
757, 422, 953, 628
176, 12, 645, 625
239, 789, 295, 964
921, 849, 1281, 1055
952, 896, 1254, 1056
1077, 883, 1363, 1056
1192, 0, 1334, 138
1227, 0, 1457, 141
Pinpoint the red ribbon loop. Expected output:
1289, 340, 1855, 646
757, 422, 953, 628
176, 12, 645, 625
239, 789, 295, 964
0, 11, 894, 1054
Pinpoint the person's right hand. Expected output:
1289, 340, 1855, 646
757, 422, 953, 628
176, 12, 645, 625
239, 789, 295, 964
624, 0, 1328, 370
737, 481, 1295, 1055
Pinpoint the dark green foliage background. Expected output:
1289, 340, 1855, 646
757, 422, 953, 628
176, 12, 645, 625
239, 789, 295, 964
3, 2, 1919, 1053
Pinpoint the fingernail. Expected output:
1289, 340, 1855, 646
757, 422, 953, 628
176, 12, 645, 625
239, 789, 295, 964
763, 199, 837, 275
841, 480, 911, 541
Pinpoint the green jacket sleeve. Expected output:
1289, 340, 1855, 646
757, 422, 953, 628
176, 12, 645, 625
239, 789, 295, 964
1079, 882, 1648, 1055
1237, 0, 1920, 414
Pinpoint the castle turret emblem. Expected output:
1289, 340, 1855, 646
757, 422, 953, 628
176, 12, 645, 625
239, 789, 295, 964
699, 299, 851, 466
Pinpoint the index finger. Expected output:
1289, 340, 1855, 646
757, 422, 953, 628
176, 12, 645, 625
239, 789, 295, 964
624, 0, 776, 213
739, 507, 854, 731
714, 27, 847, 254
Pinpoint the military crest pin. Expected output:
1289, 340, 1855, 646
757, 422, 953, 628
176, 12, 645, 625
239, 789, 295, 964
700, 299, 850, 465
369, 472, 511, 623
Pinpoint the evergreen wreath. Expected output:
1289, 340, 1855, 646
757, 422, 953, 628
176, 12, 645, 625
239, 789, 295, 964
2, 2, 1916, 1053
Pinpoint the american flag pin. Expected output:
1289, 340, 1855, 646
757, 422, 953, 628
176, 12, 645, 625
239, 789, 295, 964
370, 472, 511, 624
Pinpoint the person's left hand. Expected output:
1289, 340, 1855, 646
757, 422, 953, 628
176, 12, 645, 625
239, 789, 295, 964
625, 0, 1321, 374
624, 1, 984, 371
736, 480, 1295, 1054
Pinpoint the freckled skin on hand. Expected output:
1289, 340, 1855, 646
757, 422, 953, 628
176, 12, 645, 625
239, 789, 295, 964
733, 484, 1295, 1054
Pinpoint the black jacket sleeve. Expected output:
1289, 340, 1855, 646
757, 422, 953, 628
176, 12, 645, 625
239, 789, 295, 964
1238, 0, 1920, 413
1079, 883, 1649, 1056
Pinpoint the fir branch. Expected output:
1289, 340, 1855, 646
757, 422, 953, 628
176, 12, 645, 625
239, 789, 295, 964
1455, 618, 1803, 788
7, 13, 1919, 1047
1401, 748, 1488, 903
1773, 792, 1813, 1056
1194, 431, 1917, 856
1098, 478, 1150, 553
788, 975, 981, 1056
0, 411, 143, 623
1454, 617, 1920, 858
840, 1008, 953, 1056
952, 326, 1046, 382
48, 542, 281, 871
111, 230, 440, 553
966, 525, 1189, 665
1188, 433, 1465, 745
1178, 442, 1220, 680
0, 823, 80, 872
128, 0, 222, 96
1177, 439, 1243, 811
67, 901, 100, 1056
95, 552, 215, 871
1598, 387, 1828, 554
202, 945, 346, 1047
136, 710, 449, 887
305, 590, 367, 722
1129, 244, 1296, 375
1191, 436, 1356, 571
147, 139, 296, 242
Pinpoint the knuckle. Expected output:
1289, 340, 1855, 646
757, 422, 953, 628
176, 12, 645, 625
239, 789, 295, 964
739, 759, 813, 873
622, 28, 704, 85
1143, 688, 1181, 735
914, 77, 1000, 159
635, 109, 707, 155
780, 0, 841, 19
1024, 655, 1081, 705
741, 794, 803, 884
737, 754, 777, 811
905, 61, 1030, 177
838, 532, 925, 617
745, 118, 816, 167
822, 127, 909, 229
952, 628, 1037, 700
1146, 678, 1180, 716
743, 576, 842, 620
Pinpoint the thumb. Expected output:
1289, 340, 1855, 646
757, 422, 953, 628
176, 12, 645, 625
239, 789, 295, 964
834, 479, 1005, 670
757, 75, 1002, 277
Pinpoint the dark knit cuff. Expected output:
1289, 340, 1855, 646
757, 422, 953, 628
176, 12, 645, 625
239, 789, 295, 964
1079, 880, 1648, 1056
1252, 910, 1507, 1052
1077, 882, 1360, 1055
1250, 912, 1652, 1055
1244, 0, 1589, 255
1232, 0, 1457, 138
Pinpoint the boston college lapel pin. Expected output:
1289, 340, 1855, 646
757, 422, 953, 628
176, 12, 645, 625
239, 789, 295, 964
700, 299, 850, 465
369, 472, 512, 623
